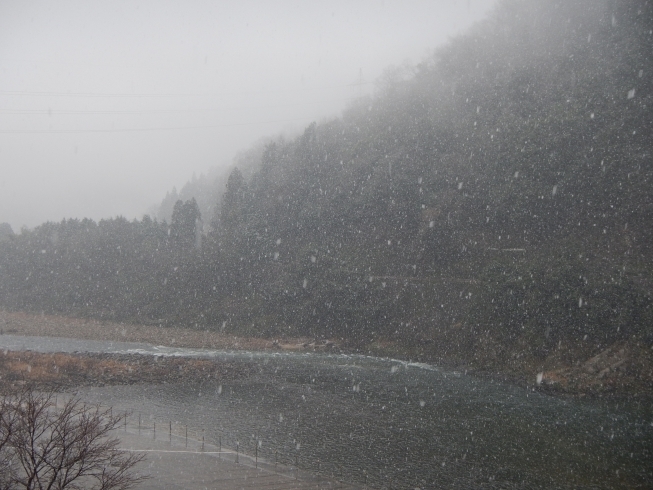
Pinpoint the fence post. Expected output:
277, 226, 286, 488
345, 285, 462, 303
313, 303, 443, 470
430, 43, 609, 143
124, 412, 127, 432
275, 450, 277, 471
185, 426, 188, 448
255, 444, 258, 468
153, 421, 156, 440
236, 442, 239, 464
169, 421, 172, 443
201, 430, 204, 452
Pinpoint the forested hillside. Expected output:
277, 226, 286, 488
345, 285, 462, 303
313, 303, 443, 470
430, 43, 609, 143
1, 0, 651, 380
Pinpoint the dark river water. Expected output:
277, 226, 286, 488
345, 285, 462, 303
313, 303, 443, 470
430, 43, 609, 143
2, 334, 652, 489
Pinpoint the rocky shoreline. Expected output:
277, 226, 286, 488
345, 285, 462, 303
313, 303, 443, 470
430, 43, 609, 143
367, 338, 653, 399
530, 343, 645, 396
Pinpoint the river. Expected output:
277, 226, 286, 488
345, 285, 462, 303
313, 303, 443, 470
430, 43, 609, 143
1, 334, 651, 489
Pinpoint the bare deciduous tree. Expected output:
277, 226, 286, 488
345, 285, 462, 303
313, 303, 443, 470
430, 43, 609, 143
0, 389, 147, 490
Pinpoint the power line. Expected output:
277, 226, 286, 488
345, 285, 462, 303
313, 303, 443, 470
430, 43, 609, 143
0, 91, 192, 98
0, 97, 351, 116
0, 82, 374, 99
348, 68, 366, 99
0, 116, 316, 134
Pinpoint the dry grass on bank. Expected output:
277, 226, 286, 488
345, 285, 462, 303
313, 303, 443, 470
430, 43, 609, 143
0, 310, 301, 351
0, 350, 253, 394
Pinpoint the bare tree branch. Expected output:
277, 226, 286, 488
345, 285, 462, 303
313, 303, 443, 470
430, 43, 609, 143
0, 389, 147, 490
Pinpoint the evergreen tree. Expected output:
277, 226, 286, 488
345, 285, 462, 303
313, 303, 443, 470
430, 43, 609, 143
170, 199, 202, 251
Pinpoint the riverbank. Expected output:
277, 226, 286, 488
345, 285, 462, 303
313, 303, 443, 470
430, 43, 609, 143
365, 336, 653, 399
0, 310, 341, 353
0, 350, 254, 394
1, 309, 651, 398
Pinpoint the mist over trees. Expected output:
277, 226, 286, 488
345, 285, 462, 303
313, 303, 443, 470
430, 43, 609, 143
155, 140, 270, 226
1, 0, 651, 372
0, 224, 13, 243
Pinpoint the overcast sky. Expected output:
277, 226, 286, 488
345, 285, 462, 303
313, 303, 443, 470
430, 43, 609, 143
0, 0, 496, 231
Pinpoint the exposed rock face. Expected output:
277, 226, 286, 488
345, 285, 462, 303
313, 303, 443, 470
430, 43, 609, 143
539, 343, 653, 396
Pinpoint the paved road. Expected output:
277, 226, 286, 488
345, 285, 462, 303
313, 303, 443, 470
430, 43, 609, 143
117, 429, 360, 490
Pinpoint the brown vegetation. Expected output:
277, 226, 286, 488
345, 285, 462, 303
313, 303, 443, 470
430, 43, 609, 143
0, 310, 331, 353
0, 350, 253, 394
1, 310, 272, 350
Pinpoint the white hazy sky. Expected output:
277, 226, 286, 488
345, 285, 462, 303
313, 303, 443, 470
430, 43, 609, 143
0, 0, 496, 231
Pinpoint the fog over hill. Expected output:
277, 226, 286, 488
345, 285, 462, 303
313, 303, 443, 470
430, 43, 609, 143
1, 0, 652, 393
0, 0, 495, 231
154, 138, 268, 226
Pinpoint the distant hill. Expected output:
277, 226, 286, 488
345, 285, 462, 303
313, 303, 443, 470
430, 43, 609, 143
1, 0, 651, 392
